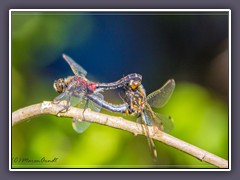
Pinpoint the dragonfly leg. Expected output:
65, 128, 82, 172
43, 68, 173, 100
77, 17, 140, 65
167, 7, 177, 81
53, 92, 67, 104
118, 91, 126, 103
57, 104, 70, 113
141, 121, 158, 160
119, 92, 131, 114
82, 99, 89, 120
56, 95, 71, 115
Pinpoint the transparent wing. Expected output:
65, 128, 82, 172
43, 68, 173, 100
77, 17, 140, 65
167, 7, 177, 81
143, 103, 174, 133
154, 112, 174, 133
72, 93, 103, 133
147, 79, 175, 109
141, 106, 154, 127
72, 119, 91, 134
62, 53, 87, 77
71, 97, 89, 133
87, 92, 104, 112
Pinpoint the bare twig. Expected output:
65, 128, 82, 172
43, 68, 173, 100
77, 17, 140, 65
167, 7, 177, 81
12, 101, 228, 168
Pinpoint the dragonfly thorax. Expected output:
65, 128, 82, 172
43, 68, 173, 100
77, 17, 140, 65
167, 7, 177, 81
124, 84, 146, 114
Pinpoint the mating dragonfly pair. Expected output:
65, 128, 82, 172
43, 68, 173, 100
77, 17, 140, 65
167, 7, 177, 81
53, 54, 175, 158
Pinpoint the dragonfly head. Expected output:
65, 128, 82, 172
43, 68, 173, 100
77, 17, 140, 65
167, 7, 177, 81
129, 79, 141, 90
53, 78, 68, 93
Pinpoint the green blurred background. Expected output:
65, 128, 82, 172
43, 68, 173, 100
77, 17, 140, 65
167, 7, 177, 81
11, 11, 229, 168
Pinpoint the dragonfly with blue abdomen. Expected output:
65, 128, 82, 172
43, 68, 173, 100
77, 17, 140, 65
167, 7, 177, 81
52, 53, 175, 159
89, 79, 175, 132
87, 78, 175, 158
53, 54, 142, 133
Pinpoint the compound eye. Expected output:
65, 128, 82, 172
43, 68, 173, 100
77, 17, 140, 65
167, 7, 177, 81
53, 79, 66, 93
130, 80, 140, 90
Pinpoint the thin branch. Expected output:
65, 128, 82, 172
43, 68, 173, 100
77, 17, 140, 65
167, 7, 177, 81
12, 101, 228, 168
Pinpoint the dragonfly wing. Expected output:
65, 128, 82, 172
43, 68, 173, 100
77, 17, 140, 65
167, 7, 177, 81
143, 103, 164, 131
142, 106, 154, 126
154, 112, 174, 133
71, 97, 90, 133
72, 93, 103, 134
147, 79, 175, 109
62, 54, 87, 77
72, 118, 91, 133
144, 103, 174, 133
87, 92, 104, 112
53, 92, 69, 104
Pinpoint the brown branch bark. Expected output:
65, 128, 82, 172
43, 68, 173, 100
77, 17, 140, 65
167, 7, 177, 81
12, 101, 228, 168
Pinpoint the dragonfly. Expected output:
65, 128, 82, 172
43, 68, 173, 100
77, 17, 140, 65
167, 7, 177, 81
53, 54, 142, 133
84, 78, 175, 158
122, 79, 175, 158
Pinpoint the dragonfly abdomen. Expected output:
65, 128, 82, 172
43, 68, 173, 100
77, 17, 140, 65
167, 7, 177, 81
95, 73, 142, 90
87, 94, 128, 113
